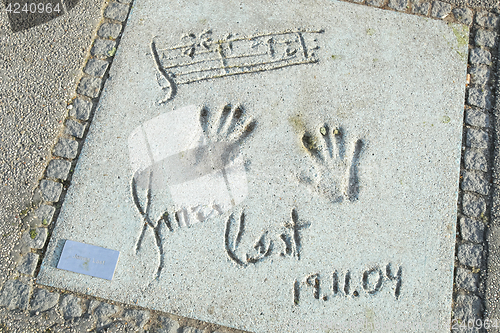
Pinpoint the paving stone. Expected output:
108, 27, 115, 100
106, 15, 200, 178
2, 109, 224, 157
388, 0, 408, 11
40, 179, 63, 202
77, 76, 103, 98
411, 0, 430, 14
94, 302, 119, 321
91, 39, 117, 58
70, 316, 95, 332
21, 227, 48, 249
98, 23, 123, 40
452, 7, 473, 25
0, 280, 32, 310
462, 192, 486, 218
476, 11, 499, 29
464, 149, 488, 172
465, 108, 490, 128
454, 295, 482, 322
87, 299, 101, 314
475, 29, 497, 48
69, 98, 93, 121
469, 48, 492, 66
366, 0, 385, 6
461, 171, 490, 195
17, 252, 39, 275
455, 268, 478, 292
84, 58, 110, 78
123, 309, 150, 328
60, 294, 83, 319
460, 217, 485, 243
47, 159, 72, 180
53, 138, 79, 159
182, 327, 203, 333
65, 119, 87, 139
466, 128, 489, 149
431, 1, 451, 18
35, 204, 55, 226
469, 66, 491, 86
100, 321, 138, 333
30, 289, 60, 313
457, 243, 483, 267
104, 2, 129, 22
116, 0, 132, 4
156, 316, 179, 333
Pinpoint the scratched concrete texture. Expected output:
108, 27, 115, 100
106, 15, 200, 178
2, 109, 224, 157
37, 0, 468, 332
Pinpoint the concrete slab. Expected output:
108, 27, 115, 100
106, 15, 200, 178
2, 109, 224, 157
37, 0, 468, 332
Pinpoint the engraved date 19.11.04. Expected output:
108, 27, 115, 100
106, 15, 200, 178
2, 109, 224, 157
293, 263, 402, 304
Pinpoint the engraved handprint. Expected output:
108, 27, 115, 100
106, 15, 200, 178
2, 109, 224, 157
196, 104, 256, 172
299, 124, 364, 203
129, 104, 256, 280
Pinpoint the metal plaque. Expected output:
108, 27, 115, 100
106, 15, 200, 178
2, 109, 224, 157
57, 240, 120, 280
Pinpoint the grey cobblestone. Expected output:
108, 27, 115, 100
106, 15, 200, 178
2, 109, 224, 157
69, 98, 92, 121
77, 76, 103, 98
47, 159, 72, 180
0, 280, 32, 310
91, 39, 117, 58
84, 58, 110, 78
465, 108, 490, 128
54, 138, 79, 159
411, 0, 430, 15
35, 204, 55, 226
452, 7, 473, 25
466, 128, 489, 149
104, 2, 130, 22
454, 295, 482, 322
30, 289, 60, 313
366, 0, 385, 7
65, 119, 87, 139
475, 29, 497, 48
468, 87, 493, 109
182, 326, 203, 333
461, 171, 490, 195
457, 243, 483, 267
456, 267, 479, 292
469, 66, 491, 86
40, 179, 63, 202
460, 217, 485, 243
95, 302, 120, 321
157, 316, 180, 333
17, 252, 39, 275
21, 227, 48, 249
60, 294, 83, 319
431, 1, 451, 18
388, 0, 408, 11
123, 309, 150, 328
462, 192, 486, 218
469, 48, 492, 66
476, 11, 499, 29
97, 22, 122, 39
464, 149, 488, 172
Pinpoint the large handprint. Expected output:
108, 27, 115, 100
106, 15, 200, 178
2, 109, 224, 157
130, 104, 256, 280
299, 124, 364, 203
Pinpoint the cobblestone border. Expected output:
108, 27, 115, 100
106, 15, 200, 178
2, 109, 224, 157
0, 0, 498, 331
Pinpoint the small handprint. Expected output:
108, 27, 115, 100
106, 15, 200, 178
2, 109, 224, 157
298, 124, 364, 203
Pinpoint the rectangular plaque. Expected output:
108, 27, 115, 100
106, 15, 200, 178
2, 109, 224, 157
57, 240, 119, 280
38, 0, 468, 331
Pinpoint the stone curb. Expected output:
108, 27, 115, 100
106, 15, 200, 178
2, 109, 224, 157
1, 0, 499, 332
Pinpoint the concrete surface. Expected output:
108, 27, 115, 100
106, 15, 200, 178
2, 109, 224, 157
37, 1, 468, 332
